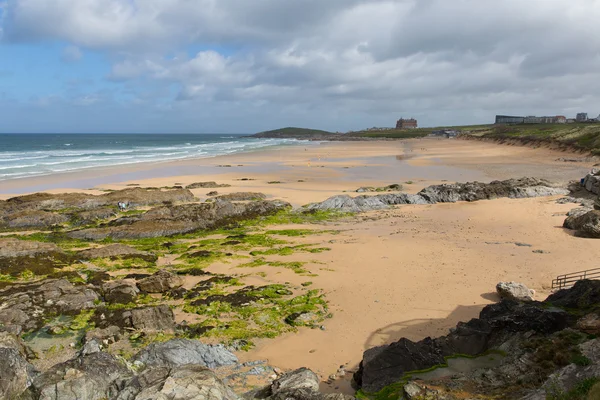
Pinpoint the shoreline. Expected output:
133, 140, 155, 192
1, 138, 598, 394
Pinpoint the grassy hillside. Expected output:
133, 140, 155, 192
465, 123, 600, 154
252, 127, 337, 138
345, 124, 490, 139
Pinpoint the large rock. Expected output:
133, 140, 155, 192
306, 178, 568, 212
0, 279, 100, 334
583, 169, 600, 195
102, 280, 140, 304
137, 270, 184, 294
68, 200, 291, 240
268, 368, 354, 400
496, 281, 535, 302
95, 305, 176, 333
563, 210, 600, 238
78, 244, 157, 262
116, 365, 239, 400
132, 339, 238, 370
0, 188, 195, 231
354, 298, 570, 393
28, 351, 131, 400
0, 332, 38, 399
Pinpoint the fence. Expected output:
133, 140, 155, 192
552, 268, 600, 290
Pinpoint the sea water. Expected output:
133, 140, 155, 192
0, 133, 299, 181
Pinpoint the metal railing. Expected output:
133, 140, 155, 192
552, 268, 600, 290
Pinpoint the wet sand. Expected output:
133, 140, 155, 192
1, 138, 596, 391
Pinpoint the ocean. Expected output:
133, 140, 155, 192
0, 133, 300, 181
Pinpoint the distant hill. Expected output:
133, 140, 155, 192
250, 127, 338, 139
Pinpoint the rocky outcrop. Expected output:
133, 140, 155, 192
78, 244, 157, 261
0, 279, 100, 334
186, 181, 231, 189
356, 184, 402, 193
265, 368, 354, 400
94, 305, 176, 333
133, 339, 238, 370
0, 187, 195, 231
0, 332, 38, 399
137, 270, 184, 294
101, 280, 140, 304
117, 364, 239, 400
496, 281, 535, 302
0, 238, 75, 276
583, 169, 600, 195
27, 351, 131, 400
354, 292, 574, 393
306, 178, 569, 212
216, 192, 267, 201
67, 199, 291, 240
563, 210, 600, 238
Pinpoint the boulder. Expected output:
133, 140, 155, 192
102, 280, 140, 304
28, 351, 131, 400
583, 169, 600, 195
186, 181, 231, 189
496, 281, 535, 302
563, 210, 600, 238
116, 365, 239, 400
216, 192, 267, 201
0, 332, 38, 399
0, 279, 100, 334
78, 244, 157, 262
271, 368, 320, 393
67, 200, 291, 240
576, 313, 600, 335
137, 270, 184, 294
0, 238, 74, 277
132, 339, 238, 369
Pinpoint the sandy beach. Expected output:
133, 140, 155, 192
1, 138, 597, 393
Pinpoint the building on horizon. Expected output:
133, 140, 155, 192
496, 114, 572, 125
576, 113, 588, 122
396, 118, 418, 129
554, 116, 567, 124
495, 115, 525, 124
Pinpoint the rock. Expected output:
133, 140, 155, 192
2, 210, 69, 229
0, 238, 63, 258
94, 305, 175, 333
80, 338, 103, 356
216, 192, 267, 201
354, 298, 570, 393
72, 207, 117, 226
566, 207, 593, 218
84, 326, 121, 345
0, 332, 38, 399
496, 281, 535, 302
0, 279, 100, 334
0, 238, 75, 277
271, 368, 320, 393
132, 339, 238, 370
68, 199, 291, 240
102, 280, 140, 304
186, 181, 231, 189
116, 365, 239, 400
403, 382, 423, 399
285, 312, 320, 326
546, 280, 600, 311
137, 270, 184, 293
583, 170, 600, 195
28, 351, 131, 400
306, 178, 567, 212
78, 244, 157, 262
207, 191, 219, 196
563, 210, 600, 238
576, 313, 600, 335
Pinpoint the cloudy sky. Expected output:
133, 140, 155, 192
1, 0, 599, 133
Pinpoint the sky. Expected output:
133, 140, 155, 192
1, 0, 600, 134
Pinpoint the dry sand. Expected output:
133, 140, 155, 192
1, 138, 597, 391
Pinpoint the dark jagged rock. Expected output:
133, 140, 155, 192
306, 178, 569, 212
101, 280, 140, 304
0, 279, 100, 334
132, 339, 238, 369
563, 209, 600, 238
0, 332, 38, 399
27, 351, 131, 400
355, 295, 572, 393
545, 279, 600, 310
78, 244, 157, 262
67, 199, 291, 240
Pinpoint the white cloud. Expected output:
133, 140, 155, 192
2, 0, 600, 132
61, 45, 82, 63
